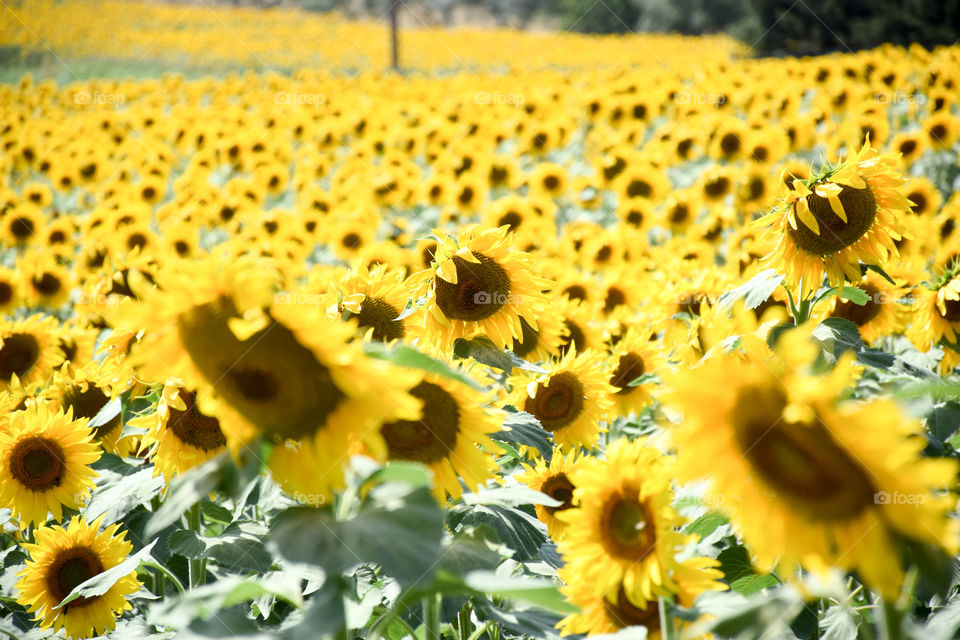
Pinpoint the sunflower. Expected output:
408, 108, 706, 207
0, 266, 22, 314
821, 272, 910, 345
418, 225, 551, 352
510, 312, 566, 364
378, 371, 502, 502
758, 140, 911, 299
557, 438, 691, 602
0, 404, 100, 528
129, 382, 227, 480
509, 348, 615, 448
3, 204, 44, 246
515, 447, 588, 540
662, 328, 959, 598
334, 263, 416, 343
41, 364, 134, 456
127, 254, 421, 499
0, 314, 64, 391
908, 272, 960, 353
902, 177, 942, 217
23, 253, 74, 308
606, 328, 666, 417
557, 557, 726, 638
15, 516, 140, 639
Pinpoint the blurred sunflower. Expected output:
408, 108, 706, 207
663, 328, 959, 598
41, 364, 133, 456
15, 516, 140, 639
606, 328, 665, 416
759, 140, 910, 298
0, 404, 100, 528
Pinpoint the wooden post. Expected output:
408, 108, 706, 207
389, 0, 400, 72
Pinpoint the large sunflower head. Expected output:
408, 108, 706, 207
0, 403, 100, 528
15, 516, 141, 639
759, 140, 910, 298
418, 225, 551, 352
662, 327, 959, 598
128, 253, 422, 500
508, 348, 616, 449
556, 438, 691, 602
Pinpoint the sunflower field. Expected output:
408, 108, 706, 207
2, 1, 960, 639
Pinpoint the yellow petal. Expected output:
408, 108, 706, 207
437, 259, 458, 284
828, 195, 847, 222
796, 199, 820, 235
455, 246, 480, 263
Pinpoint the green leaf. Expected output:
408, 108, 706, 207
926, 402, 960, 445
691, 588, 805, 638
719, 269, 784, 311
464, 571, 577, 613
684, 511, 729, 539
838, 285, 870, 305
492, 408, 553, 461
921, 598, 960, 640
462, 486, 562, 508
363, 342, 481, 390
149, 573, 303, 628
438, 526, 511, 576
87, 396, 121, 430
453, 336, 516, 372
270, 482, 443, 587
862, 262, 897, 285
362, 461, 433, 489
57, 540, 157, 609
717, 546, 779, 595
819, 605, 860, 640
813, 318, 896, 369
447, 503, 547, 562
85, 467, 165, 525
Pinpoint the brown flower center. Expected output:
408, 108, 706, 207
345, 296, 405, 342
541, 472, 575, 515
600, 492, 657, 561
381, 381, 459, 464
788, 183, 877, 256
46, 547, 104, 610
523, 372, 584, 432
0, 333, 40, 382
169, 390, 227, 451
832, 283, 882, 326
435, 253, 511, 322
603, 584, 660, 630
10, 436, 65, 491
610, 353, 645, 394
732, 384, 876, 520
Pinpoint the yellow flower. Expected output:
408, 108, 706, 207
0, 403, 100, 528
516, 447, 588, 540
759, 140, 910, 298
15, 516, 141, 639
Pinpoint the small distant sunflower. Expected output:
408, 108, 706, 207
418, 225, 551, 352
3, 205, 43, 246
516, 447, 589, 540
606, 329, 666, 416
822, 273, 909, 345
509, 349, 615, 448
909, 272, 960, 352
0, 314, 64, 391
0, 404, 100, 528
759, 140, 910, 298
130, 382, 227, 480
336, 263, 415, 343
15, 516, 140, 639
0, 266, 22, 313
662, 329, 959, 598
42, 364, 134, 456
378, 371, 503, 502
557, 438, 691, 601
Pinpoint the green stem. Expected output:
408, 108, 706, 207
465, 622, 490, 640
185, 503, 206, 587
423, 593, 442, 640
457, 602, 473, 640
659, 597, 679, 640
142, 560, 185, 594
879, 597, 902, 640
